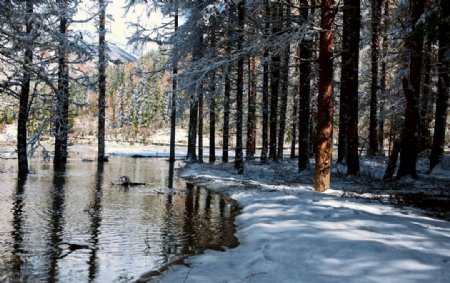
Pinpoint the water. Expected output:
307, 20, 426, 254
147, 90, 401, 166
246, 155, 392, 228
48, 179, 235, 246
0, 157, 239, 282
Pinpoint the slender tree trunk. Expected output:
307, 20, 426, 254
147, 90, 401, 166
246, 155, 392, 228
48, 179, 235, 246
277, 1, 291, 160
18, 0, 33, 177
314, 0, 335, 192
246, 55, 257, 158
198, 82, 204, 163
340, 0, 360, 175
291, 81, 298, 159
269, 1, 281, 161
54, 1, 70, 167
261, 0, 270, 163
378, 1, 389, 157
430, 0, 450, 171
169, 3, 178, 162
209, 77, 216, 163
187, 93, 198, 161
368, 0, 383, 157
397, 0, 425, 178
298, 0, 312, 171
222, 67, 230, 163
98, 0, 107, 162
234, 0, 245, 174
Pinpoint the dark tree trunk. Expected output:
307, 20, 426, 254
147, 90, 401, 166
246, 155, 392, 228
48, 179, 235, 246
384, 138, 401, 180
260, 0, 270, 163
378, 1, 389, 157
222, 67, 230, 163
198, 84, 204, 163
187, 93, 198, 161
420, 40, 433, 149
430, 0, 450, 171
269, 1, 281, 161
246, 55, 257, 158
291, 80, 298, 159
54, 1, 70, 167
17, 0, 33, 177
298, 0, 312, 171
209, 80, 216, 163
277, 1, 291, 160
314, 0, 335, 192
98, 0, 107, 162
397, 0, 425, 178
368, 0, 383, 157
341, 0, 361, 176
169, 3, 178, 162
234, 0, 245, 174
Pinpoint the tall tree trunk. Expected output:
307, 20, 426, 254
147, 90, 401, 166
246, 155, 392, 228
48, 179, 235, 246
430, 0, 450, 171
342, 0, 360, 176
368, 0, 383, 157
269, 1, 281, 161
314, 0, 335, 192
198, 82, 204, 163
246, 55, 257, 158
234, 0, 245, 174
187, 95, 198, 161
261, 0, 271, 163
54, 1, 70, 168
397, 0, 425, 178
420, 40, 433, 149
291, 81, 298, 159
169, 2, 178, 162
378, 1, 389, 157
209, 77, 216, 163
17, 0, 33, 177
222, 67, 230, 163
277, 1, 291, 160
298, 0, 312, 171
98, 0, 107, 162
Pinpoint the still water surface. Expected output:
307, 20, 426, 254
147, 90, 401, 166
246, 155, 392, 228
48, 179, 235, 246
0, 157, 238, 282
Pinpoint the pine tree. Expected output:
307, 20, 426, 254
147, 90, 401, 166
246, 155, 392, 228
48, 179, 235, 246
98, 0, 107, 162
315, 0, 335, 192
430, 0, 450, 171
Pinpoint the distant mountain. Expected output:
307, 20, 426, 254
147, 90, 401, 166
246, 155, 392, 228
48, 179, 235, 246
107, 42, 137, 64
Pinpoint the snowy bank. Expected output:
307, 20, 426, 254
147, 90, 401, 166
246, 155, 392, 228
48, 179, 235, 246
144, 160, 450, 283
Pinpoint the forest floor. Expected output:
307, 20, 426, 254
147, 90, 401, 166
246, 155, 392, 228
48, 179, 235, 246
145, 159, 450, 283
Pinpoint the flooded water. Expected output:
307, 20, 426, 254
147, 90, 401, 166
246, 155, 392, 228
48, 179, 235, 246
0, 157, 239, 282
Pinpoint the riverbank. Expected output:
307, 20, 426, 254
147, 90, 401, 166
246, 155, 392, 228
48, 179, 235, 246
149, 160, 450, 283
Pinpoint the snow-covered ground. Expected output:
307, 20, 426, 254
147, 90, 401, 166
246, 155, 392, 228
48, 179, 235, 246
144, 160, 450, 283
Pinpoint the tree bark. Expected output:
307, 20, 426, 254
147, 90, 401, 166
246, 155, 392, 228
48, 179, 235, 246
17, 0, 33, 177
341, 0, 361, 176
246, 55, 257, 158
430, 0, 450, 171
397, 0, 425, 178
269, 1, 281, 162
54, 1, 70, 167
277, 1, 291, 160
260, 0, 271, 163
222, 67, 230, 163
169, 3, 178, 162
298, 0, 312, 171
314, 0, 335, 192
234, 0, 245, 174
368, 0, 383, 157
98, 0, 107, 162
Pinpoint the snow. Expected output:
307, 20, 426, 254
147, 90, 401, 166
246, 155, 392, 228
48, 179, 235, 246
143, 160, 450, 283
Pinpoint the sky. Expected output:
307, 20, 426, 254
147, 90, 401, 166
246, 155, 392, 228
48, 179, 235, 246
75, 0, 164, 54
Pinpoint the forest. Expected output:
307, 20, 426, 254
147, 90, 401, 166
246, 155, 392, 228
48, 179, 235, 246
1, 0, 448, 192
1, 0, 450, 282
